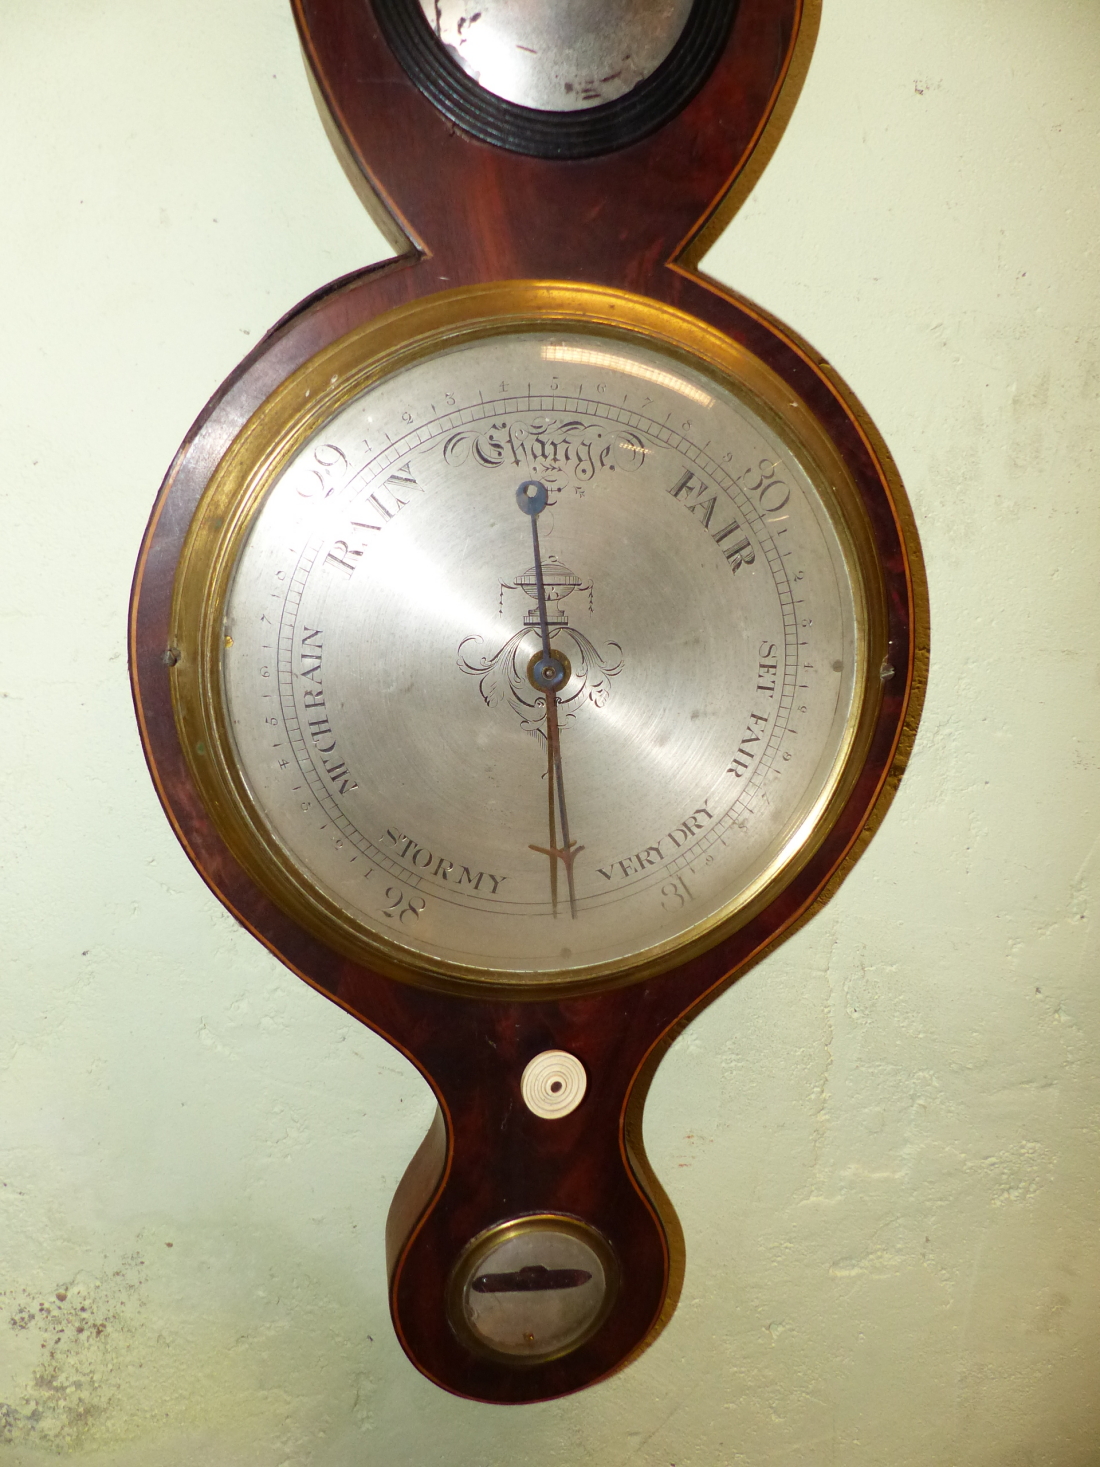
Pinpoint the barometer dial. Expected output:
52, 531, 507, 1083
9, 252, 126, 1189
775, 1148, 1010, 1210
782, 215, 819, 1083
172, 292, 884, 993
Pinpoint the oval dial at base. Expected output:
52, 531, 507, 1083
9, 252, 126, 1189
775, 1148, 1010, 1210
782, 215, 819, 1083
216, 327, 865, 988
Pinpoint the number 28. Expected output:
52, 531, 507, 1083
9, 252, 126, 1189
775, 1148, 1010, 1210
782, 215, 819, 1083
382, 887, 425, 924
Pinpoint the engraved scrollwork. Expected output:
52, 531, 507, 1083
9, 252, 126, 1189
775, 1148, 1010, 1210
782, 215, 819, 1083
456, 626, 623, 743
458, 547, 624, 742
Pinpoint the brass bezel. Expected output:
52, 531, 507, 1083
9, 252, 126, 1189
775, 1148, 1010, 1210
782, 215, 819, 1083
444, 1213, 621, 1367
170, 280, 887, 998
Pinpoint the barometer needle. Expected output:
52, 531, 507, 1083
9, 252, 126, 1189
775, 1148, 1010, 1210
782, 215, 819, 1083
516, 481, 583, 918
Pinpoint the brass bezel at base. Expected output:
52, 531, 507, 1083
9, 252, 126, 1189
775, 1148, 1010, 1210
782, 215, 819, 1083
444, 1213, 622, 1368
170, 280, 888, 998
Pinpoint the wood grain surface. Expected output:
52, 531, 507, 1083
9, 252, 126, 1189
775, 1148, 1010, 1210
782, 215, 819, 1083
129, 0, 918, 1401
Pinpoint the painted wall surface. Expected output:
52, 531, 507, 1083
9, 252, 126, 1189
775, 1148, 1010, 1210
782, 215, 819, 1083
1, 2, 1098, 1463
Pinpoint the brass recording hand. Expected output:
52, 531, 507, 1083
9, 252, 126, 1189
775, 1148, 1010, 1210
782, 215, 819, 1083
516, 480, 583, 918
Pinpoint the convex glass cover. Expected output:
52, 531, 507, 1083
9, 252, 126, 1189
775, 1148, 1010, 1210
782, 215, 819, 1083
172, 290, 883, 992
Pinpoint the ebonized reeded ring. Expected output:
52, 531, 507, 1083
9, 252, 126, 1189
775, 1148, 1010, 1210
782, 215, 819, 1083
371, 0, 739, 158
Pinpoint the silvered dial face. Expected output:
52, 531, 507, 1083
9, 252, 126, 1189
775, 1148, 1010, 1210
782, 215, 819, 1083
416, 0, 694, 112
219, 328, 863, 987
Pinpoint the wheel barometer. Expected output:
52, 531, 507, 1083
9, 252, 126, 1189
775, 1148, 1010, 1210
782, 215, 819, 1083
131, 0, 921, 1402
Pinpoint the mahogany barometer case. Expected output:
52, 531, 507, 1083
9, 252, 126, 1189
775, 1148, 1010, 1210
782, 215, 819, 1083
130, 0, 919, 1403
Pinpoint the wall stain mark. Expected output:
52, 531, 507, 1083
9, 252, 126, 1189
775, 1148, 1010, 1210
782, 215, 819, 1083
0, 1252, 145, 1452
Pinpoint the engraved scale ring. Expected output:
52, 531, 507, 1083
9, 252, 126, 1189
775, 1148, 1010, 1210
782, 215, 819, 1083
170, 285, 885, 993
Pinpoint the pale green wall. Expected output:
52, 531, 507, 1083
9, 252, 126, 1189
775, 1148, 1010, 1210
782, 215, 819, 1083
1, 2, 1098, 1463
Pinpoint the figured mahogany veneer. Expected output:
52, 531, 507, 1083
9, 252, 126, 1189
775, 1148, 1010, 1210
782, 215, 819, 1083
130, 0, 918, 1402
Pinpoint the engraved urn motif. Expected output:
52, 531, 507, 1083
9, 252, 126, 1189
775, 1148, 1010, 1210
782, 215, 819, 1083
457, 553, 623, 741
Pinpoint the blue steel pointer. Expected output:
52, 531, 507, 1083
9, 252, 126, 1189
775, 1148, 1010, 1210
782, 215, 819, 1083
516, 479, 583, 919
